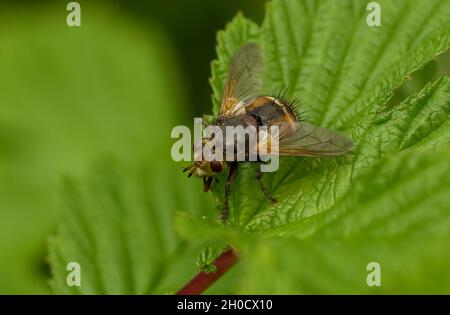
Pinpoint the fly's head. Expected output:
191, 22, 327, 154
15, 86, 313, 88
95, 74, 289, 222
183, 138, 226, 192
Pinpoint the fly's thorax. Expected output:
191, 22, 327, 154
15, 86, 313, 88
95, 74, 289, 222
220, 115, 261, 162
200, 103, 295, 163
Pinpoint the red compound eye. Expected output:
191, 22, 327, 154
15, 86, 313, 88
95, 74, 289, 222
210, 161, 223, 173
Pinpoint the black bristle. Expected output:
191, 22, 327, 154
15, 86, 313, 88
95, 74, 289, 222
269, 87, 307, 122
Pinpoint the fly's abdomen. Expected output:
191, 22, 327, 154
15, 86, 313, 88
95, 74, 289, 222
245, 96, 298, 128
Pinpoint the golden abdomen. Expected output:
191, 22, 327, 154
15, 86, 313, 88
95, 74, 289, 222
245, 96, 298, 128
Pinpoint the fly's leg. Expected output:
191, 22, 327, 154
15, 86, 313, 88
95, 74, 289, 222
222, 163, 238, 223
256, 169, 278, 205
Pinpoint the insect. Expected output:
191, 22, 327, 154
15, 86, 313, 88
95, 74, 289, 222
184, 43, 353, 222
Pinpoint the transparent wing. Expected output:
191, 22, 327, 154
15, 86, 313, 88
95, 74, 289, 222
219, 42, 263, 118
266, 122, 354, 157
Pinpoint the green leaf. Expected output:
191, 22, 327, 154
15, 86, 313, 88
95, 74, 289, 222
254, 75, 450, 238
238, 234, 450, 294
48, 0, 450, 294
237, 146, 450, 293
0, 4, 187, 293
25, 4, 213, 294
208, 0, 450, 234
190, 0, 450, 293
351, 76, 450, 175
195, 243, 222, 273
49, 160, 211, 294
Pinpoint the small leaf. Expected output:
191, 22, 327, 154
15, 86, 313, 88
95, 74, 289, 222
195, 244, 223, 273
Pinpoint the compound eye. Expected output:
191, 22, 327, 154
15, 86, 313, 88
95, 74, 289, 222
210, 161, 223, 173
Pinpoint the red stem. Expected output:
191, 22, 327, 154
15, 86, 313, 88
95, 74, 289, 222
176, 248, 239, 295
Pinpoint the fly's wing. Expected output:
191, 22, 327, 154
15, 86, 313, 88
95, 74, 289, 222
219, 43, 263, 118
264, 122, 354, 157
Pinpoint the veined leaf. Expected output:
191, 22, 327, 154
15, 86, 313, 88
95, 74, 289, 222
50, 0, 450, 294
41, 4, 213, 294
190, 0, 450, 293
0, 4, 185, 293
352, 76, 450, 175
237, 146, 450, 293
209, 0, 450, 234
49, 160, 210, 294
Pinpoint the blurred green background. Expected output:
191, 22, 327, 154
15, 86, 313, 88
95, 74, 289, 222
0, 0, 265, 294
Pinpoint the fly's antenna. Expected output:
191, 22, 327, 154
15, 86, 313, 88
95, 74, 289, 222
183, 163, 197, 177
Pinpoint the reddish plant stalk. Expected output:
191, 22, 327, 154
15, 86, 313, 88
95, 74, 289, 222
176, 248, 239, 295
